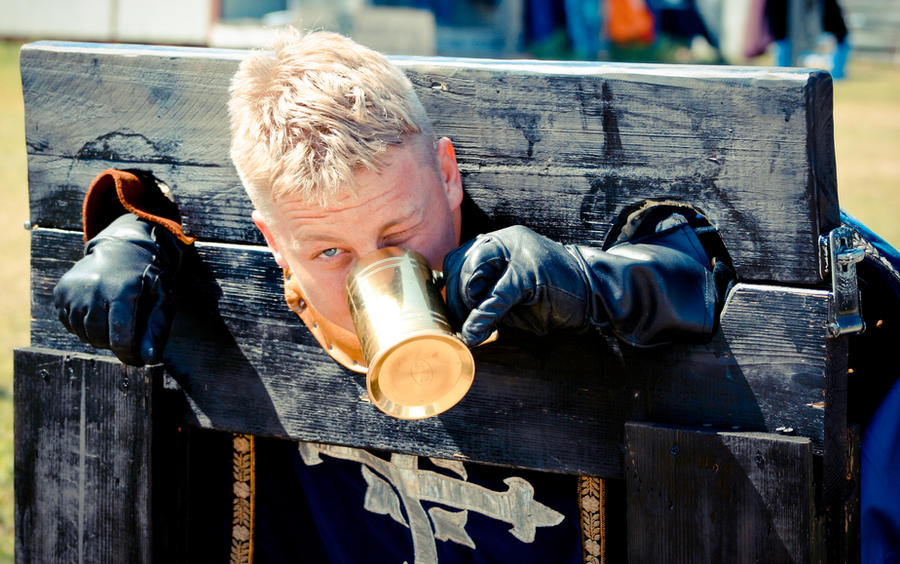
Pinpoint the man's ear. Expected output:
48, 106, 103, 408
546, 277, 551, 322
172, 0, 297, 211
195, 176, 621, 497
252, 209, 288, 269
436, 137, 463, 211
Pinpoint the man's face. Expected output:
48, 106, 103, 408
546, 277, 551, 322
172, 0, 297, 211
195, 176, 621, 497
253, 137, 464, 333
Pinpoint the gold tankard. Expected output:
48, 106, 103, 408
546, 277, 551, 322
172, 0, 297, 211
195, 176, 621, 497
346, 247, 475, 419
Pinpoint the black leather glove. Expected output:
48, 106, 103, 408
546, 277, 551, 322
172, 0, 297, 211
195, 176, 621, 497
53, 212, 188, 365
443, 223, 723, 347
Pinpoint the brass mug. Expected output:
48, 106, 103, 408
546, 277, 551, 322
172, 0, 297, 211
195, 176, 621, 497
346, 247, 475, 419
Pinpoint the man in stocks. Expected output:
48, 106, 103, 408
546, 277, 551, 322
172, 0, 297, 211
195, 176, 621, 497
54, 29, 732, 562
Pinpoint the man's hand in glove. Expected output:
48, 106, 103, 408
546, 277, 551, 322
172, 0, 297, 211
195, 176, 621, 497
53, 212, 189, 365
443, 223, 726, 348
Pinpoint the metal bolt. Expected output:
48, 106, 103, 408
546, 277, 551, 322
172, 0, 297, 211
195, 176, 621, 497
120, 376, 130, 392
61, 357, 74, 379
670, 445, 679, 456
39, 369, 49, 381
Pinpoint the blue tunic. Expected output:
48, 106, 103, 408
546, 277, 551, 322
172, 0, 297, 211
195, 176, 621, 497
843, 211, 900, 564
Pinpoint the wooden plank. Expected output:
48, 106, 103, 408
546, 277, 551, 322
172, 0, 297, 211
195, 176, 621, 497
30, 228, 837, 476
20, 41, 838, 283
823, 333, 859, 564
14, 348, 158, 564
625, 422, 818, 563
150, 406, 235, 562
842, 424, 861, 564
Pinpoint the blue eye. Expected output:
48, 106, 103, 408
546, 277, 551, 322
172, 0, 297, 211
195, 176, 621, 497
319, 248, 341, 258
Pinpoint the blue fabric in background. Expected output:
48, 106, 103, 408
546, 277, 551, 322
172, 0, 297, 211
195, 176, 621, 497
843, 210, 900, 294
565, 0, 604, 58
525, 0, 567, 43
862, 377, 900, 564
842, 210, 900, 563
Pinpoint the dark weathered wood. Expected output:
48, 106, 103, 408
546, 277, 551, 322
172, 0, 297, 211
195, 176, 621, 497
21, 41, 839, 283
149, 376, 193, 562
14, 347, 159, 564
822, 333, 857, 564
18, 38, 860, 563
151, 411, 236, 563
30, 228, 836, 476
842, 424, 861, 564
625, 422, 817, 563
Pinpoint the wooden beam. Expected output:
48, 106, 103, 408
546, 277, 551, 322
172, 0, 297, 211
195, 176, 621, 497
14, 348, 159, 563
21, 41, 838, 284
625, 422, 819, 563
31, 229, 837, 476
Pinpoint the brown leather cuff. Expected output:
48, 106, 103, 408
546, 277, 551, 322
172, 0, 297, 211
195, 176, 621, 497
284, 269, 366, 373
82, 168, 196, 245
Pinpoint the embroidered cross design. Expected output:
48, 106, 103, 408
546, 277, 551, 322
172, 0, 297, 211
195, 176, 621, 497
298, 442, 564, 563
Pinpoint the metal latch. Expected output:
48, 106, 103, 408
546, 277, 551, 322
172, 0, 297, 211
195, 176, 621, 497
819, 226, 865, 336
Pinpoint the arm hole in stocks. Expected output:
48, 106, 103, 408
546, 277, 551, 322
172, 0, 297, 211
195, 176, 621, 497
604, 200, 736, 327
603, 200, 733, 271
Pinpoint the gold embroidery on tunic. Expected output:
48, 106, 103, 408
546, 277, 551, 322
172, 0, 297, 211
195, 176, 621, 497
231, 433, 256, 564
299, 441, 565, 564
578, 476, 605, 564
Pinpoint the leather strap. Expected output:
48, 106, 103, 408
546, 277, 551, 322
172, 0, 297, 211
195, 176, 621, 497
283, 269, 367, 373
82, 168, 195, 245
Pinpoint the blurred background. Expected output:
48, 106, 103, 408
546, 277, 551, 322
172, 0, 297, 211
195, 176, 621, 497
0, 0, 898, 561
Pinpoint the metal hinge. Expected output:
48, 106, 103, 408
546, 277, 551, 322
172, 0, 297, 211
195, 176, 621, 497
819, 226, 866, 336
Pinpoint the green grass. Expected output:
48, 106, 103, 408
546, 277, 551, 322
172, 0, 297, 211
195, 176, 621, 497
833, 60, 900, 245
0, 39, 897, 561
1, 39, 29, 564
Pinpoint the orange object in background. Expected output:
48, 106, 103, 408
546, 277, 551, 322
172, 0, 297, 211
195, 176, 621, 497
607, 0, 656, 44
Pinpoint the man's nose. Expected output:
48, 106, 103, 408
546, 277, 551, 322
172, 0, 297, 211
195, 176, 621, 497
358, 243, 382, 259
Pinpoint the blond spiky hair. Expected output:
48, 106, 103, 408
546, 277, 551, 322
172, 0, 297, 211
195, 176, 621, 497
228, 28, 434, 214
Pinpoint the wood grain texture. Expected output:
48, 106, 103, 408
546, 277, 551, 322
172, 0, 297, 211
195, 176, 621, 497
823, 334, 859, 564
31, 228, 836, 476
21, 41, 838, 283
625, 422, 817, 563
14, 348, 158, 564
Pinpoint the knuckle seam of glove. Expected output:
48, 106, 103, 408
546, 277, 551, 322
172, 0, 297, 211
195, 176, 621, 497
462, 255, 508, 306
121, 263, 157, 362
536, 282, 583, 303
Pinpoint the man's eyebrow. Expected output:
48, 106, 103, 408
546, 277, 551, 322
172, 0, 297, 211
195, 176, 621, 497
298, 214, 419, 242
291, 231, 344, 245
384, 214, 423, 234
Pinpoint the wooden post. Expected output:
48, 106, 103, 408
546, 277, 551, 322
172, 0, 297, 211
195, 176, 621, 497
14, 348, 159, 564
625, 422, 820, 563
